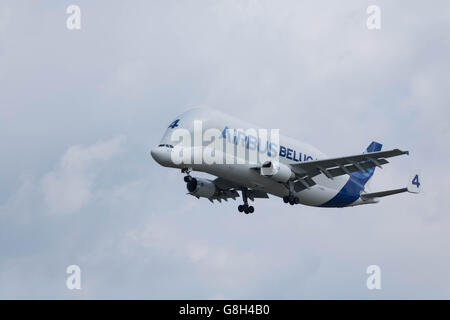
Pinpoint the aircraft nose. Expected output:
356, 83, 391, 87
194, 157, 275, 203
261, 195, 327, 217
150, 146, 172, 166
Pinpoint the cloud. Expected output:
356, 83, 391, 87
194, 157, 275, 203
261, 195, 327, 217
41, 136, 125, 214
0, 0, 449, 299
124, 217, 264, 288
0, 4, 11, 43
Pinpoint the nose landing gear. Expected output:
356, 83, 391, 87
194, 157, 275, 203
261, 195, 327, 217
182, 168, 193, 183
238, 187, 254, 214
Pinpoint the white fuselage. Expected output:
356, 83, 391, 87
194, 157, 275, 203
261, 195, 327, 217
151, 108, 370, 207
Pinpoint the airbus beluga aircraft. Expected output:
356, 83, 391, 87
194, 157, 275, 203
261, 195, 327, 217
151, 108, 420, 214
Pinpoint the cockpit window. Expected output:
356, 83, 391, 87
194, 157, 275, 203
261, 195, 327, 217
158, 144, 174, 148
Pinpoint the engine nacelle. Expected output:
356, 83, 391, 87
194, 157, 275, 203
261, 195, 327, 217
186, 177, 217, 198
260, 161, 295, 182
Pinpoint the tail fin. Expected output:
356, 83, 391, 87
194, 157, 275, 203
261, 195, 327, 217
366, 141, 382, 153
351, 141, 383, 186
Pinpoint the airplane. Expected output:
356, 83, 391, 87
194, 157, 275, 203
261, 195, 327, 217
151, 108, 420, 214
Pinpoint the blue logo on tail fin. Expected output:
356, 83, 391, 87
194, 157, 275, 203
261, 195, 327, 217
366, 141, 382, 153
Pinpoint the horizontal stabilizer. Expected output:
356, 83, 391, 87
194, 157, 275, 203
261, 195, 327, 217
360, 188, 408, 200
360, 171, 421, 200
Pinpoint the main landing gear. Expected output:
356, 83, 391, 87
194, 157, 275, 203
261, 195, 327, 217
283, 180, 300, 205
238, 187, 254, 214
283, 195, 300, 205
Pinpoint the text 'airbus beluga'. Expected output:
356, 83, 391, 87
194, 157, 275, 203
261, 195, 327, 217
151, 108, 420, 214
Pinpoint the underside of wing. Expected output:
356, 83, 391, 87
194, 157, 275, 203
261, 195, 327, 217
208, 189, 240, 202
247, 189, 269, 200
213, 177, 241, 190
209, 177, 269, 202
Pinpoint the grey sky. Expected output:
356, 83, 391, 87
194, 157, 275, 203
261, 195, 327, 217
0, 0, 449, 299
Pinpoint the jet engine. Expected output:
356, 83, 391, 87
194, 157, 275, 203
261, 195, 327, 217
260, 160, 295, 182
186, 177, 217, 198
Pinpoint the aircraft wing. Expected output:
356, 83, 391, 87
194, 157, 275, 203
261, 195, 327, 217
290, 149, 408, 179
207, 189, 240, 203
209, 177, 269, 203
360, 188, 408, 200
213, 177, 241, 190
246, 189, 270, 200
289, 149, 409, 191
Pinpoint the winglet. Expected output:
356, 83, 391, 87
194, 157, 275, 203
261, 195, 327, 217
407, 172, 421, 194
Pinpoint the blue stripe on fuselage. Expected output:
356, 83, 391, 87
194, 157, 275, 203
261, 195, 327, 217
319, 171, 371, 207
320, 141, 382, 207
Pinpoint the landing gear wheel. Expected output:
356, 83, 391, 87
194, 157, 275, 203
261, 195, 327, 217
240, 188, 254, 214
183, 176, 191, 183
286, 195, 299, 205
239, 204, 249, 213
285, 180, 299, 206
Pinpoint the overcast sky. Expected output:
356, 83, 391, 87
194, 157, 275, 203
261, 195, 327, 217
1, 0, 449, 299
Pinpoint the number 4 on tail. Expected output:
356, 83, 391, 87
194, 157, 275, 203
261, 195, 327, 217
408, 172, 421, 193
412, 175, 420, 188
